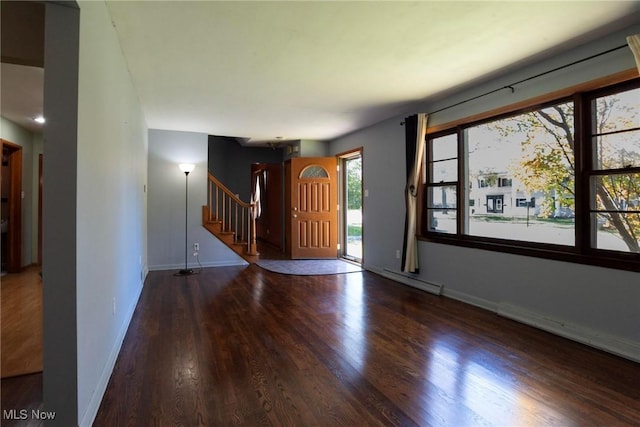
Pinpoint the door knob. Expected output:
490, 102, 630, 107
292, 214, 297, 218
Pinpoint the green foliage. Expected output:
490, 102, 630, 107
507, 104, 576, 214
346, 157, 362, 210
490, 93, 639, 252
479, 170, 498, 187
347, 224, 362, 237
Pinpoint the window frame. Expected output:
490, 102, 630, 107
419, 77, 640, 272
581, 80, 640, 260
423, 130, 460, 234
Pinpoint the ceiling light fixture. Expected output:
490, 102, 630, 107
34, 116, 45, 124
268, 137, 285, 150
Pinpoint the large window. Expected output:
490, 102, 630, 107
421, 79, 640, 271
466, 100, 575, 245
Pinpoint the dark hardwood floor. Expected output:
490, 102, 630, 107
94, 265, 640, 426
0, 373, 43, 427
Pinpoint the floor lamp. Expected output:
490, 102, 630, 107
176, 163, 195, 276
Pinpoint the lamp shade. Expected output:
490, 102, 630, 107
178, 163, 195, 174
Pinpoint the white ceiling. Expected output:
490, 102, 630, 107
2, 1, 639, 143
105, 0, 640, 144
1, 63, 44, 133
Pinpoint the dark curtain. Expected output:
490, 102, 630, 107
401, 114, 418, 273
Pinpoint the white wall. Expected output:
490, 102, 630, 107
0, 116, 40, 266
330, 25, 640, 361
148, 129, 247, 270
75, 1, 148, 425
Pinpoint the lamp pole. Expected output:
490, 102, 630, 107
177, 163, 195, 276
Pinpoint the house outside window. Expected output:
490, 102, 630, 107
464, 99, 576, 245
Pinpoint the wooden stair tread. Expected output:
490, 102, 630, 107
203, 216, 258, 264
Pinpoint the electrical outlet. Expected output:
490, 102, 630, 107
193, 251, 198, 257
194, 243, 199, 251
395, 249, 401, 259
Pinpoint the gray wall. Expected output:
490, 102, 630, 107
43, 1, 149, 425
331, 115, 406, 268
208, 135, 283, 202
0, 117, 41, 266
43, 2, 79, 426
300, 139, 329, 157
329, 24, 640, 361
149, 130, 247, 270
280, 139, 329, 161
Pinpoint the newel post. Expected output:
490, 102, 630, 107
247, 202, 258, 255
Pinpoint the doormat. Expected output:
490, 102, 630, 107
256, 259, 362, 276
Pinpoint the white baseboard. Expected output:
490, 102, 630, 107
497, 302, 640, 363
140, 263, 149, 286
148, 259, 248, 271
79, 283, 144, 427
365, 265, 442, 295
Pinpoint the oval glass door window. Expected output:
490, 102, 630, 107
300, 165, 329, 179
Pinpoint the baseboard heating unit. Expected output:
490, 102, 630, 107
366, 266, 443, 295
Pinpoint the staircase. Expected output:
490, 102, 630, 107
202, 173, 259, 264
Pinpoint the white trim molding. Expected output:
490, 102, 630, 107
148, 260, 248, 271
442, 287, 498, 313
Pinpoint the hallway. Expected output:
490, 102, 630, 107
1, 266, 43, 377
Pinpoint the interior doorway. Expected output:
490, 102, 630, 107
1, 139, 23, 274
251, 162, 283, 251
339, 149, 363, 263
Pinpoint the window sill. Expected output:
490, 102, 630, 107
417, 234, 640, 273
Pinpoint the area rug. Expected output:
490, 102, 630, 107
256, 259, 363, 275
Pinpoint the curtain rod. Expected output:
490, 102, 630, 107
402, 43, 629, 124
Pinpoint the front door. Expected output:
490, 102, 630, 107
486, 195, 504, 213
286, 157, 338, 259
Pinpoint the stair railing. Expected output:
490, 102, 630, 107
207, 173, 258, 255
